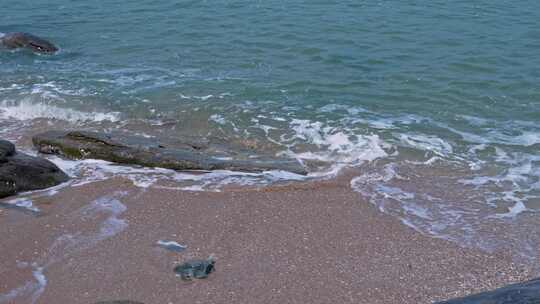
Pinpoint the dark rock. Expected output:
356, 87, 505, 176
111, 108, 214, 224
0, 139, 69, 199
32, 130, 308, 175
436, 277, 540, 304
174, 255, 215, 280
0, 140, 15, 162
0, 32, 58, 53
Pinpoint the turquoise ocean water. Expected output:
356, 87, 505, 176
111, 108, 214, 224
1, 1, 539, 265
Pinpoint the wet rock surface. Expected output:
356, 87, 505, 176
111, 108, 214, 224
437, 277, 540, 303
0, 140, 16, 161
0, 139, 69, 198
33, 130, 307, 174
174, 256, 216, 280
0, 32, 58, 53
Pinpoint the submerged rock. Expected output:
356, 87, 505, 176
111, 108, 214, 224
174, 255, 216, 280
437, 277, 540, 303
0, 139, 69, 199
0, 32, 58, 53
0, 140, 15, 161
32, 130, 308, 175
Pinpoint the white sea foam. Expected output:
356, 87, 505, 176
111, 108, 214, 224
0, 84, 24, 92
0, 282, 33, 303
41, 194, 128, 263
4, 198, 40, 213
458, 114, 493, 127
318, 104, 370, 115
0, 179, 74, 215
434, 119, 540, 147
495, 201, 528, 219
179, 93, 214, 101
350, 135, 540, 258
405, 156, 443, 166
97, 73, 154, 87
458, 150, 540, 219
30, 82, 91, 98
0, 264, 46, 304
0, 99, 120, 122
352, 164, 473, 241
281, 118, 388, 176
510, 132, 540, 147
398, 134, 453, 157
47, 156, 310, 191
79, 196, 128, 240
209, 114, 226, 125
30, 267, 46, 304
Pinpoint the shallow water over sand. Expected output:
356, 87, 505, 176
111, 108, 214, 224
1, 1, 540, 268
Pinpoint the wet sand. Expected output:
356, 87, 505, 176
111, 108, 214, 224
0, 175, 534, 304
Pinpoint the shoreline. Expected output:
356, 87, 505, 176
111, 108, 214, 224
2, 1, 540, 302
0, 174, 534, 304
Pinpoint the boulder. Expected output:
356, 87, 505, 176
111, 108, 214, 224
0, 140, 15, 162
0, 139, 69, 198
32, 130, 308, 175
0, 32, 58, 53
436, 277, 540, 303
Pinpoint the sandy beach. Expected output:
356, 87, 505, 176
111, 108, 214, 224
0, 173, 534, 304
2, 1, 540, 303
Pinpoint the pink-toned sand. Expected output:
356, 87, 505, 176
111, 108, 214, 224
0, 176, 533, 304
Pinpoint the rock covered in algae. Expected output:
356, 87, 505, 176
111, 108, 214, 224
32, 130, 308, 175
174, 255, 216, 280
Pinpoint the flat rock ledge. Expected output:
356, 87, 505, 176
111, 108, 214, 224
0, 139, 69, 199
32, 130, 308, 175
436, 277, 540, 303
